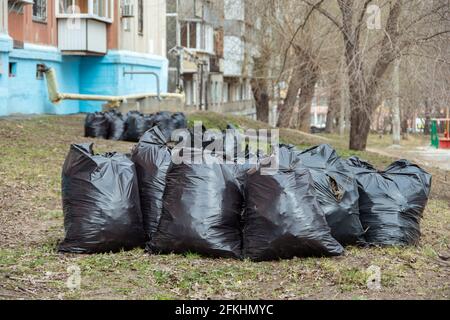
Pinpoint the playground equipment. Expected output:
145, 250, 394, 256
431, 116, 450, 149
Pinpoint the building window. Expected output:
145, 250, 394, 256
166, 0, 178, 60
222, 83, 229, 103
58, 0, 113, 23
93, 0, 107, 17
180, 21, 213, 52
33, 0, 47, 22
9, 63, 17, 78
36, 64, 45, 80
181, 22, 197, 49
138, 0, 144, 35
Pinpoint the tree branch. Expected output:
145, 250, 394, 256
276, 0, 326, 83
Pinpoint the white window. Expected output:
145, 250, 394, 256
223, 83, 229, 103
57, 0, 113, 23
211, 81, 220, 103
214, 82, 219, 103
181, 21, 197, 49
33, 0, 47, 22
180, 21, 214, 52
185, 80, 192, 105
93, 0, 106, 17
205, 25, 214, 53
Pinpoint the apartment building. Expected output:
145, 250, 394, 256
166, 0, 254, 116
0, 0, 168, 116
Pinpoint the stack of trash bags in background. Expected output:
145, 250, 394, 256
84, 110, 187, 142
59, 125, 432, 261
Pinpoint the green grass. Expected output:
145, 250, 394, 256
0, 112, 449, 300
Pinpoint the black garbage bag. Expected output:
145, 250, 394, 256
149, 150, 243, 259
131, 127, 172, 241
174, 125, 212, 151
151, 112, 171, 141
223, 124, 246, 161
85, 112, 109, 139
123, 111, 154, 142
58, 143, 145, 254
106, 110, 126, 141
152, 112, 187, 141
155, 111, 172, 119
346, 157, 432, 246
243, 149, 344, 261
297, 145, 365, 245
172, 112, 188, 129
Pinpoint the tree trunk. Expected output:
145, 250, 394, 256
251, 79, 269, 123
401, 117, 409, 140
325, 84, 339, 133
339, 93, 346, 136
347, 65, 376, 150
392, 59, 401, 145
349, 104, 372, 151
277, 68, 302, 128
347, 66, 373, 150
339, 61, 348, 136
296, 73, 318, 132
278, 46, 318, 130
338, 0, 402, 151
424, 99, 431, 135
325, 106, 335, 133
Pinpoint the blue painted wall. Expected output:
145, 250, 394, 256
0, 44, 168, 116
79, 51, 169, 113
7, 46, 80, 115
0, 35, 12, 116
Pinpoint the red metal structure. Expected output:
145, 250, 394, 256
436, 108, 450, 149
440, 125, 450, 149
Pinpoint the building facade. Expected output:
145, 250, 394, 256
166, 0, 254, 116
0, 0, 168, 116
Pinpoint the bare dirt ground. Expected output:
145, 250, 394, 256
0, 113, 449, 300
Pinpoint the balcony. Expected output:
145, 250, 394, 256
56, 0, 113, 55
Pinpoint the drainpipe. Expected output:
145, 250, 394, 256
122, 69, 161, 101
40, 65, 184, 107
199, 63, 204, 111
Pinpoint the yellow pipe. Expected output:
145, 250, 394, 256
44, 67, 185, 105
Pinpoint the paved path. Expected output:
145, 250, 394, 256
368, 145, 450, 171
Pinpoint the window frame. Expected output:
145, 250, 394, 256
32, 0, 48, 23
56, 0, 114, 24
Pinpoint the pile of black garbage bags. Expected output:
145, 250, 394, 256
84, 110, 188, 142
59, 126, 432, 261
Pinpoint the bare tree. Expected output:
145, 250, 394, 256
298, 0, 450, 150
